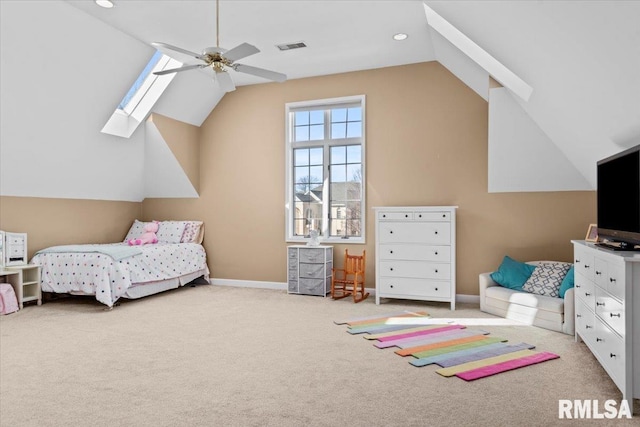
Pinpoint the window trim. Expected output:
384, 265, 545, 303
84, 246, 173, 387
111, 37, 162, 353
285, 95, 366, 244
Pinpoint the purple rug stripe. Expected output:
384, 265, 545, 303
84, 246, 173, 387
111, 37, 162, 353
456, 351, 560, 381
375, 329, 489, 349
376, 324, 465, 342
431, 342, 536, 368
334, 311, 425, 325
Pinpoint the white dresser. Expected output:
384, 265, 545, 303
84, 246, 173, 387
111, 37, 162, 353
572, 240, 640, 410
374, 206, 457, 310
287, 245, 333, 297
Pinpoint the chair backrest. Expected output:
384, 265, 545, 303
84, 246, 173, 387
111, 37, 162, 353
343, 249, 366, 274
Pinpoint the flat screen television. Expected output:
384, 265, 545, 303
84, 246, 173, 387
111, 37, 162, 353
596, 143, 640, 250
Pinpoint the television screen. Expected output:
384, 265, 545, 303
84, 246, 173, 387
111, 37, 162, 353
597, 144, 640, 249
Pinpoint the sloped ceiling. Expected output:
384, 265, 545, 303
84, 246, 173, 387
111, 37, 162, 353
1, 1, 638, 201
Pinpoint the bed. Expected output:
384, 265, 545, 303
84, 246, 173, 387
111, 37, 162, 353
30, 220, 209, 308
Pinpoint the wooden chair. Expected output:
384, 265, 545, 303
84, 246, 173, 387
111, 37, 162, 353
331, 249, 369, 303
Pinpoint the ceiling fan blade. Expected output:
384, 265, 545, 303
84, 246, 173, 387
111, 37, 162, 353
151, 42, 204, 60
233, 63, 287, 83
153, 64, 205, 76
223, 42, 260, 62
215, 70, 236, 92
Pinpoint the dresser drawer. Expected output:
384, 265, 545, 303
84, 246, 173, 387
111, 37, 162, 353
378, 222, 450, 245
414, 211, 451, 222
575, 299, 596, 341
379, 260, 450, 280
595, 288, 625, 337
299, 248, 327, 263
605, 262, 625, 300
379, 277, 450, 298
378, 211, 413, 221
299, 278, 328, 296
378, 244, 450, 262
574, 275, 595, 307
288, 280, 298, 293
574, 247, 595, 281
593, 319, 625, 387
299, 262, 328, 279
288, 248, 298, 261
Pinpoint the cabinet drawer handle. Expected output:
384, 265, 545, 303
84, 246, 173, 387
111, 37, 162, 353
435, 251, 438, 255
576, 314, 582, 318
609, 278, 616, 283
610, 313, 621, 318
575, 258, 581, 263
390, 285, 394, 288
595, 271, 602, 275
586, 325, 593, 329
435, 287, 438, 291
382, 214, 386, 218
390, 268, 394, 271
418, 214, 422, 218
405, 214, 408, 218
389, 230, 393, 234
434, 231, 438, 235
584, 292, 591, 297
390, 250, 393, 254
584, 264, 590, 269
442, 214, 445, 218
435, 269, 438, 273
596, 302, 605, 306
596, 338, 603, 342
576, 284, 581, 288
610, 353, 617, 358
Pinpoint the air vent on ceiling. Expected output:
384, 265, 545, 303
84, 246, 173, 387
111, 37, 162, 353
276, 42, 307, 51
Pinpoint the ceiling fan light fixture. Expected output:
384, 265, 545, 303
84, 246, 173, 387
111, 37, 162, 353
393, 33, 408, 41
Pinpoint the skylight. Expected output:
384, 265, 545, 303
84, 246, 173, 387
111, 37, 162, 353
101, 50, 182, 138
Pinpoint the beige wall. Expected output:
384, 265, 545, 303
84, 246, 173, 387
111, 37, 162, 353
0, 196, 141, 259
150, 113, 201, 193
143, 61, 596, 295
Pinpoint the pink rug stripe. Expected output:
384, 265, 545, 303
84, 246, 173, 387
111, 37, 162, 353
456, 351, 560, 381
376, 324, 465, 342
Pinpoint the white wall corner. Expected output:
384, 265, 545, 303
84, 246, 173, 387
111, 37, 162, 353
488, 88, 591, 193
144, 120, 199, 198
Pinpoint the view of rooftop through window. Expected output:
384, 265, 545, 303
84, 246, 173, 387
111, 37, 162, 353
117, 50, 164, 112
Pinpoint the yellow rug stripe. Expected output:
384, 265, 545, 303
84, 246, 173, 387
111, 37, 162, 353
436, 349, 537, 377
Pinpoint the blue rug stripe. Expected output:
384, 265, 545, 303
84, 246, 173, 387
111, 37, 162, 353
410, 342, 535, 367
391, 329, 490, 349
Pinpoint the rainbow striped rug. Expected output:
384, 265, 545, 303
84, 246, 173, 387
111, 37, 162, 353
334, 311, 559, 381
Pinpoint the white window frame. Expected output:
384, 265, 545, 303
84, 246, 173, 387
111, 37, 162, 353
285, 95, 366, 244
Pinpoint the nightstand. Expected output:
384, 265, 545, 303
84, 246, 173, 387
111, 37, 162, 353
3, 264, 42, 308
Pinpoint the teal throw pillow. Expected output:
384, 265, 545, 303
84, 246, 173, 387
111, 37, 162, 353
490, 256, 536, 290
559, 265, 575, 298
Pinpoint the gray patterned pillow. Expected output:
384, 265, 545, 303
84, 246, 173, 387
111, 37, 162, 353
522, 262, 572, 297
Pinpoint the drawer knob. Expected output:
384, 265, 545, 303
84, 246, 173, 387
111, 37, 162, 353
442, 214, 445, 217
596, 338, 603, 342
434, 231, 438, 235
585, 292, 591, 296
576, 284, 581, 288
596, 302, 605, 306
610, 353, 617, 358
435, 269, 438, 273
435, 251, 438, 255
389, 230, 393, 234
390, 250, 393, 254
575, 258, 581, 263
576, 314, 582, 318
595, 271, 602, 275
609, 278, 616, 283
418, 214, 422, 218
390, 285, 394, 288
584, 264, 590, 269
383, 214, 386, 218
435, 287, 438, 291
610, 313, 621, 318
390, 268, 394, 271
586, 325, 592, 329
405, 214, 408, 218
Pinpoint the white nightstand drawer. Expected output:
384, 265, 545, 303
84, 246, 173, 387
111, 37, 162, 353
605, 263, 625, 300
574, 247, 595, 281
594, 320, 625, 387
574, 275, 595, 307
595, 288, 625, 337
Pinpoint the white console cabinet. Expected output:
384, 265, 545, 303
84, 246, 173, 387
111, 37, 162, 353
374, 206, 457, 310
572, 240, 639, 410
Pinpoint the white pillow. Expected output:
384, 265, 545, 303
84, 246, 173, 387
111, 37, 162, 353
124, 220, 146, 242
157, 221, 187, 244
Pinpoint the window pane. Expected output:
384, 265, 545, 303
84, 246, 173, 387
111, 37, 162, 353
309, 147, 323, 165
295, 111, 309, 126
309, 124, 324, 140
310, 110, 324, 125
346, 145, 361, 163
294, 149, 309, 166
345, 219, 361, 237
331, 123, 346, 139
295, 183, 310, 194
331, 146, 346, 164
346, 164, 361, 182
346, 122, 361, 138
293, 219, 306, 236
332, 108, 347, 123
331, 218, 345, 236
295, 126, 309, 141
308, 166, 323, 184
347, 107, 362, 121
331, 165, 346, 182
309, 184, 323, 201
330, 183, 347, 201
295, 166, 310, 183
346, 181, 362, 200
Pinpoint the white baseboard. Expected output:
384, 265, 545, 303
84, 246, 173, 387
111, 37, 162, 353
210, 278, 480, 304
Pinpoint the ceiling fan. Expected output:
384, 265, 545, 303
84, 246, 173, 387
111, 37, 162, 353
151, 0, 286, 92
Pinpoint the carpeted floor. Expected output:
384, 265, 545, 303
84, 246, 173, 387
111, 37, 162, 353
0, 284, 637, 427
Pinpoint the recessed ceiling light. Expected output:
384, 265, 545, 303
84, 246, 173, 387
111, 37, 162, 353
95, 0, 114, 8
393, 33, 408, 41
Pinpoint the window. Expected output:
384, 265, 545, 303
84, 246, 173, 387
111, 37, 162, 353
285, 95, 365, 243
101, 50, 182, 138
